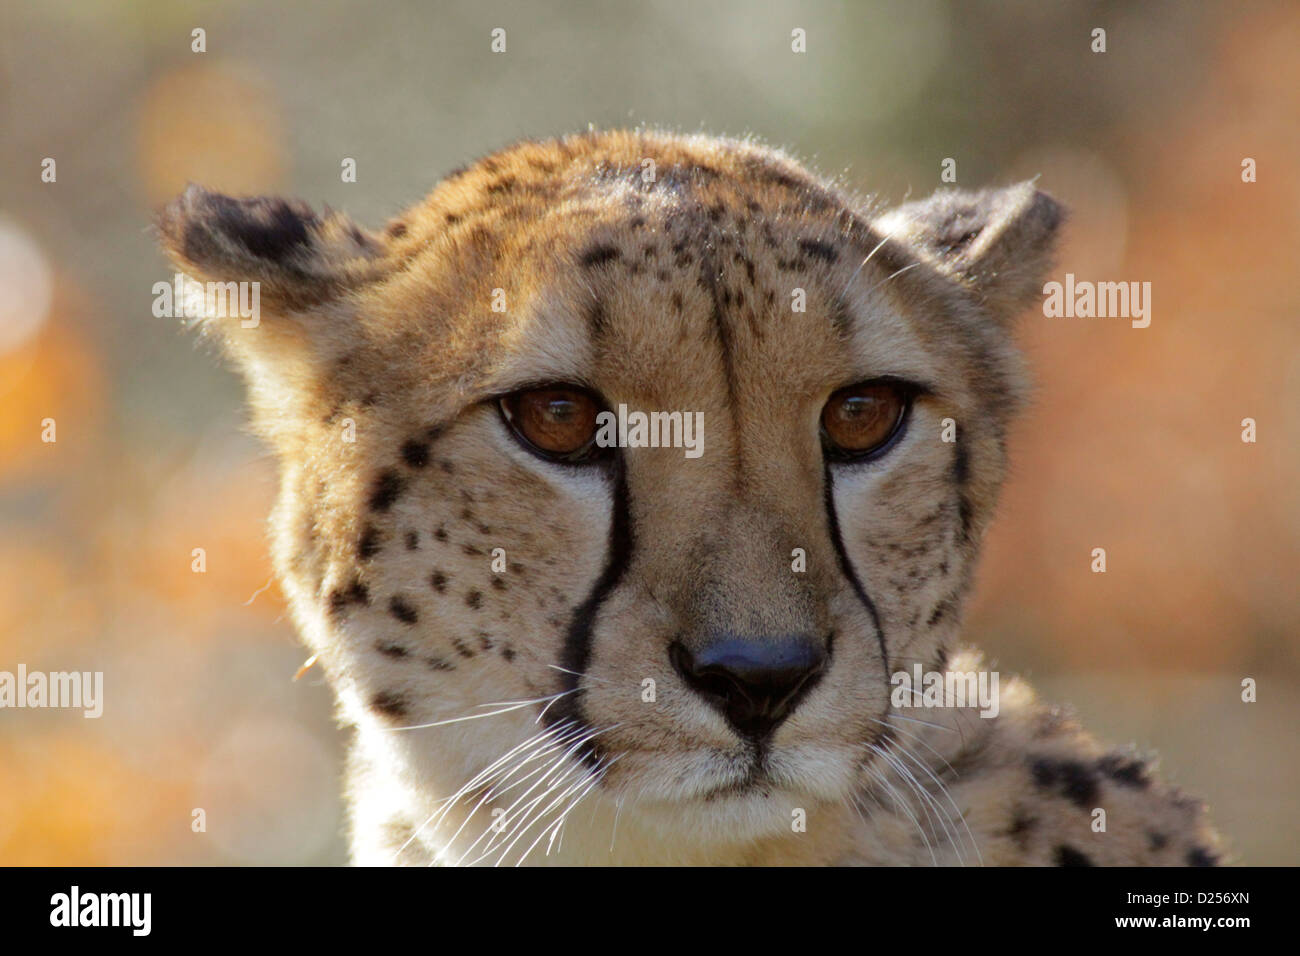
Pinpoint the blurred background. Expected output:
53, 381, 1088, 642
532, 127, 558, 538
0, 0, 1296, 865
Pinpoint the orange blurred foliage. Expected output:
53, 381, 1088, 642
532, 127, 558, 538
135, 60, 285, 205
0, 734, 191, 865
972, 4, 1300, 672
0, 305, 103, 486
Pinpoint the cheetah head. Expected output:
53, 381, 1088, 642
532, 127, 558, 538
157, 131, 1061, 864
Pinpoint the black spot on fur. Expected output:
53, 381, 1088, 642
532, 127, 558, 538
580, 244, 620, 268
427, 656, 455, 672
430, 570, 448, 593
386, 220, 408, 239
953, 440, 971, 484
404, 531, 419, 551
587, 300, 609, 338
1097, 752, 1151, 789
370, 691, 409, 719
388, 595, 419, 624
1147, 831, 1169, 851
328, 578, 371, 614
927, 598, 956, 628
451, 637, 475, 659
751, 165, 803, 192
434, 526, 448, 542
358, 524, 382, 560
798, 238, 838, 263
1187, 847, 1219, 867
1055, 845, 1094, 866
491, 576, 507, 591
369, 470, 405, 512
953, 441, 973, 541
401, 440, 430, 468
1007, 808, 1037, 850
376, 642, 409, 658
500, 645, 516, 662
1030, 757, 1099, 810
466, 590, 483, 610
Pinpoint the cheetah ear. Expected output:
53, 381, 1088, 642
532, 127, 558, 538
875, 182, 1064, 318
155, 184, 387, 319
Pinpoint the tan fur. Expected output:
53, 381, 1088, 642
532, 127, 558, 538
156, 130, 1222, 866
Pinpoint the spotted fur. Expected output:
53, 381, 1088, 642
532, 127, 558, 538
157, 130, 1222, 865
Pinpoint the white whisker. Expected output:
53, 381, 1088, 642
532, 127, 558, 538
385, 689, 578, 732
872, 742, 963, 866
888, 738, 983, 866
546, 663, 618, 685
838, 228, 901, 302
865, 261, 921, 296
609, 792, 625, 855
397, 720, 580, 863
462, 722, 621, 866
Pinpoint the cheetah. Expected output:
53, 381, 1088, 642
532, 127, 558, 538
156, 130, 1223, 866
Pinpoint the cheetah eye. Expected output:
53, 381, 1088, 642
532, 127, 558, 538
498, 385, 608, 463
820, 380, 913, 461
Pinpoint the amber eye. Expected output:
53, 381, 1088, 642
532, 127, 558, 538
820, 381, 911, 460
498, 386, 605, 462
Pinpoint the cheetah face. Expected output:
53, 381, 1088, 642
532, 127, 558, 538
158, 132, 1060, 858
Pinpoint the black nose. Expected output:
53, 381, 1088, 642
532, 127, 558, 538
671, 634, 828, 739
